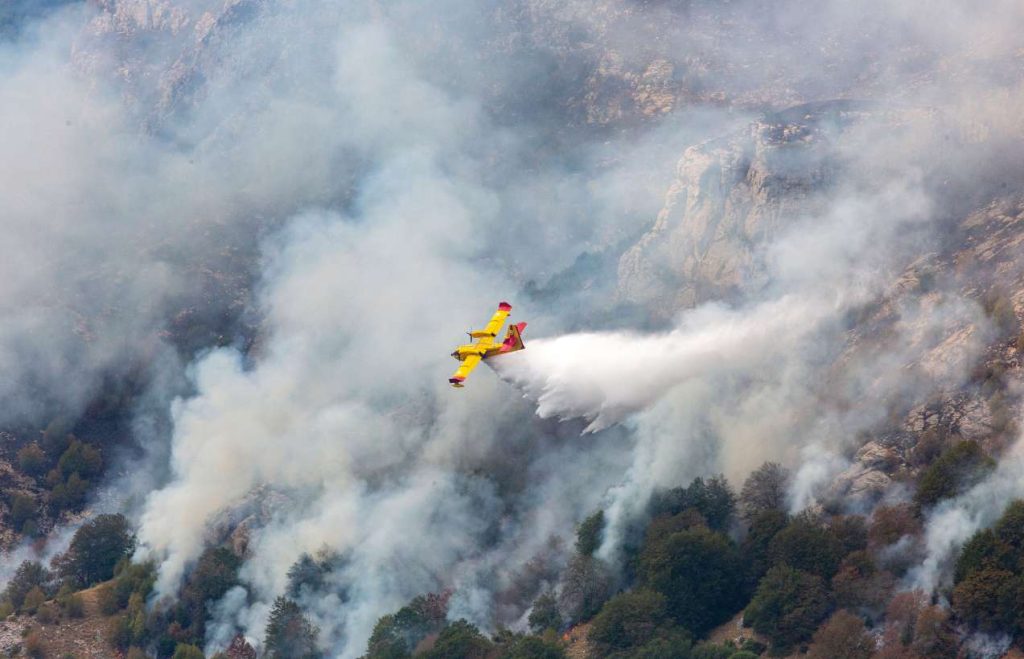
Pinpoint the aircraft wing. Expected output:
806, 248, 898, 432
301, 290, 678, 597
449, 354, 482, 387
479, 302, 512, 337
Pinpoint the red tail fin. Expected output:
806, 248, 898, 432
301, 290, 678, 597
499, 322, 527, 353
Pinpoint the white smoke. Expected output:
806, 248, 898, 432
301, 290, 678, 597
908, 436, 1024, 593
493, 295, 832, 433
4, 0, 1024, 656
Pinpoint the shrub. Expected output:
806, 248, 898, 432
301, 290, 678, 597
36, 603, 58, 625
744, 565, 831, 654
576, 510, 605, 556
17, 443, 47, 476
22, 586, 46, 615
106, 614, 132, 651
61, 592, 85, 619
96, 583, 120, 615
0, 601, 13, 619
24, 629, 45, 658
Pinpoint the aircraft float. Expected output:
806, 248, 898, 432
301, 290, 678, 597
449, 301, 527, 387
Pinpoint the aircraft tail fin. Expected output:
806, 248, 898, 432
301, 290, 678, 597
499, 322, 527, 353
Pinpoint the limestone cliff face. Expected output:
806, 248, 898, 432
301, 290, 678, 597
617, 102, 873, 311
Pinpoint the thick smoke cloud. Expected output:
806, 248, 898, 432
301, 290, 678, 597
3, 0, 1024, 656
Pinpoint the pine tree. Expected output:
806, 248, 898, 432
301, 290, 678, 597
264, 596, 321, 659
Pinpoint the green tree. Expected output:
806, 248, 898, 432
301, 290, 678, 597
57, 439, 103, 480
57, 514, 135, 587
911, 605, 957, 659
173, 644, 206, 659
950, 568, 1021, 634
994, 499, 1024, 548
178, 547, 241, 641
113, 560, 157, 609
366, 592, 449, 658
740, 509, 788, 588
613, 627, 692, 658
9, 493, 36, 532
41, 419, 71, 458
953, 529, 1013, 583
768, 513, 845, 579
558, 555, 615, 623
423, 620, 493, 658
914, 440, 995, 509
3, 561, 52, 610
496, 633, 566, 659
50, 471, 90, 511
17, 443, 47, 476
286, 550, 339, 598
528, 591, 562, 633
264, 596, 320, 658
690, 642, 733, 659
828, 515, 868, 555
588, 590, 672, 656
867, 504, 920, 548
650, 476, 736, 531
744, 565, 831, 654
739, 462, 789, 521
831, 551, 894, 616
638, 526, 745, 635
576, 510, 605, 556
805, 610, 874, 659
22, 586, 46, 614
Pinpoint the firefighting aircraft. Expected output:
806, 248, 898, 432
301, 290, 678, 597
449, 301, 527, 387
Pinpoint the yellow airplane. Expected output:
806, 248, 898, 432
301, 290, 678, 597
449, 301, 527, 387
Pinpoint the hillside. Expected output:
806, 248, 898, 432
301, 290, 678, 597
3, 1, 1024, 658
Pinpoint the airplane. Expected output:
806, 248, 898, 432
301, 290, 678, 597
449, 301, 527, 387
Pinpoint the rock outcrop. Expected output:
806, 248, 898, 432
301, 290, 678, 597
617, 101, 871, 311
